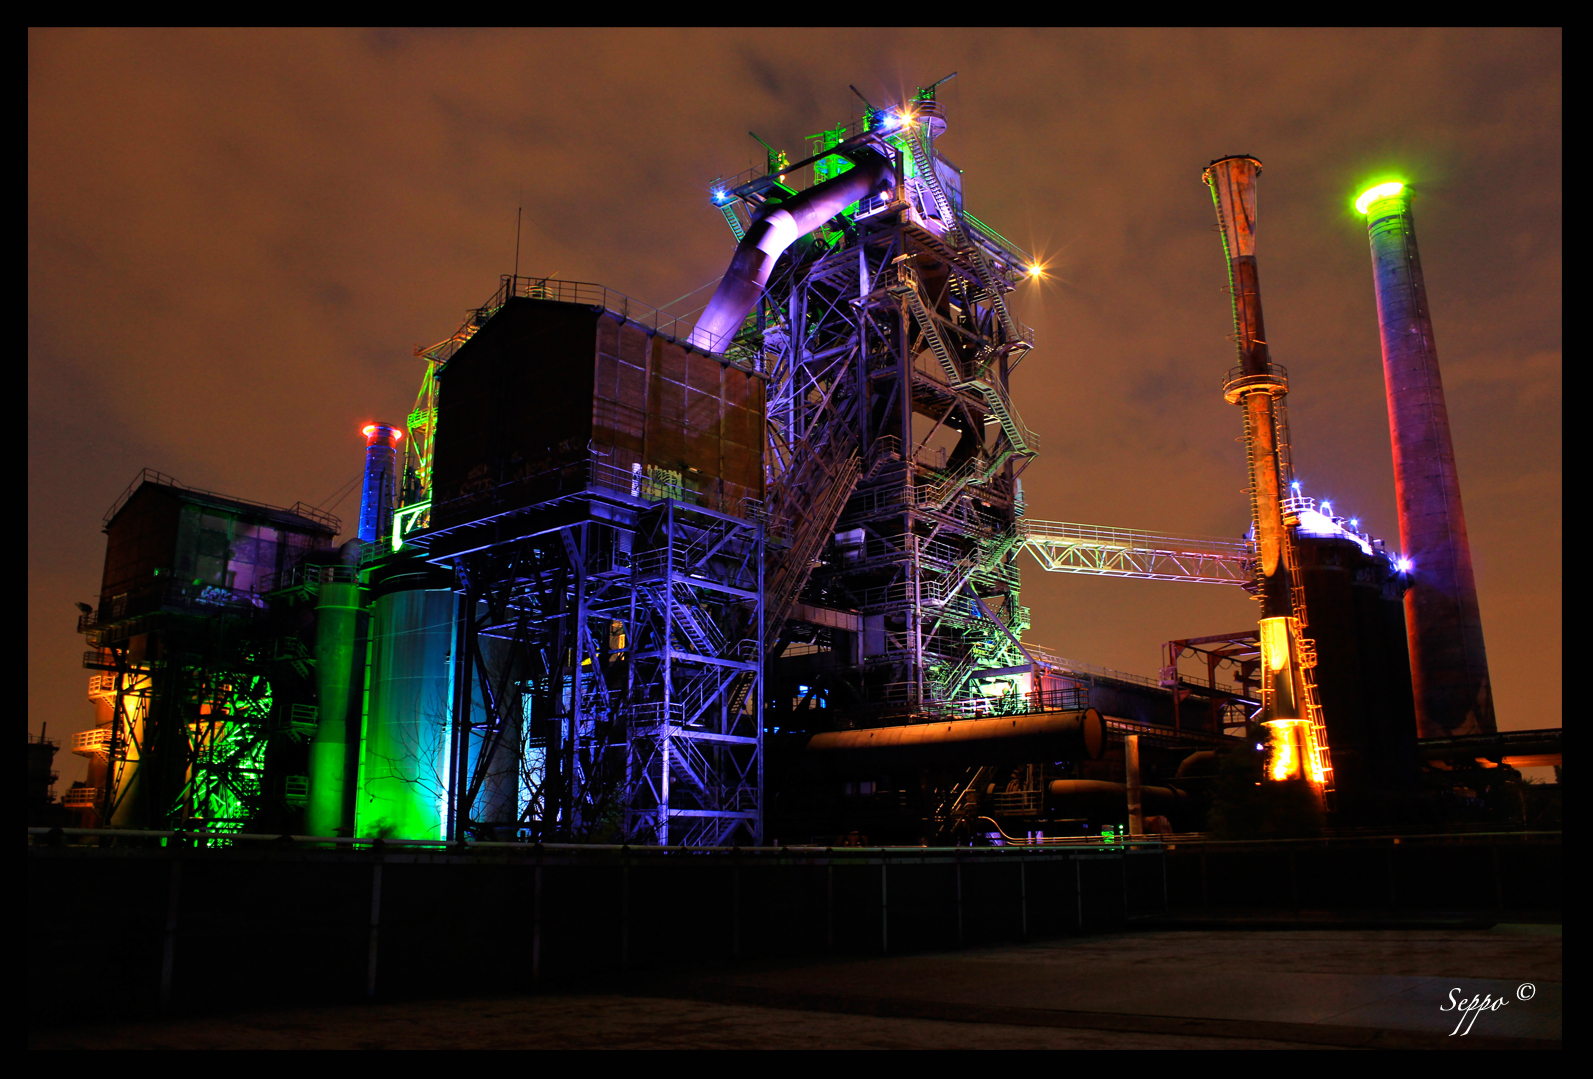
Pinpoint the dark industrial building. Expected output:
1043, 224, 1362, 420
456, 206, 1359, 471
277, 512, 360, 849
50, 87, 1557, 851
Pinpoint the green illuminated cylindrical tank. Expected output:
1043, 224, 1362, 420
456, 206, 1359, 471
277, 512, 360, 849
307, 578, 362, 836
357, 587, 455, 840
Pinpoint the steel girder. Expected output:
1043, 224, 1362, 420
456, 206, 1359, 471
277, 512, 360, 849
755, 190, 1034, 720
444, 493, 764, 845
1020, 520, 1256, 585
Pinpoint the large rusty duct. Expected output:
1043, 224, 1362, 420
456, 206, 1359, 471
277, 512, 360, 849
1359, 184, 1495, 738
1204, 156, 1332, 791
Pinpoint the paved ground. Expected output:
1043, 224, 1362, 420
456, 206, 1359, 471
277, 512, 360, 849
31, 923, 1560, 1049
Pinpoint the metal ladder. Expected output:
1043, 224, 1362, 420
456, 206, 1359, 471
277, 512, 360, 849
713, 178, 746, 241
1280, 534, 1334, 792
908, 124, 1024, 348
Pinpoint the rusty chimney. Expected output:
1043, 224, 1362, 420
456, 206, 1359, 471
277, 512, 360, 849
1206, 156, 1333, 796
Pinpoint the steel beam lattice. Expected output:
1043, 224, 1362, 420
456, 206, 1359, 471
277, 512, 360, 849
1019, 520, 1256, 585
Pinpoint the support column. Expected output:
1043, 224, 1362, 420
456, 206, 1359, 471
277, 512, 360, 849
1125, 734, 1143, 837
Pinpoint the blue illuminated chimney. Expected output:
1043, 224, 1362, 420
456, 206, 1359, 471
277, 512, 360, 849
358, 423, 403, 544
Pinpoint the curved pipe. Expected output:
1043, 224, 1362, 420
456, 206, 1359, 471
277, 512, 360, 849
689, 150, 895, 351
1047, 779, 1188, 812
807, 708, 1103, 770
1175, 750, 1219, 778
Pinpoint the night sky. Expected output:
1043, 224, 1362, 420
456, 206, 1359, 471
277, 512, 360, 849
30, 29, 1560, 789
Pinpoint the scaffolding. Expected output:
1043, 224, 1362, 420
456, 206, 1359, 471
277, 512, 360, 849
75, 473, 339, 833
80, 591, 308, 832
711, 84, 1038, 721
404, 283, 768, 845
414, 463, 764, 845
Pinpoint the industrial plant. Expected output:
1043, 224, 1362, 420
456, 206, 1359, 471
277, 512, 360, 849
52, 80, 1559, 851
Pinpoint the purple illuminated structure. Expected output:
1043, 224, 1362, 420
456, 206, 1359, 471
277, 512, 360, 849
689, 149, 893, 351
1358, 183, 1495, 737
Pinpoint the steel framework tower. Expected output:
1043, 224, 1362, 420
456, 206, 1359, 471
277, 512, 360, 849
409, 283, 766, 845
706, 84, 1038, 722
76, 473, 339, 831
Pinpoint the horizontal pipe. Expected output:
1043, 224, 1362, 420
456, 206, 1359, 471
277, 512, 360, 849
807, 708, 1103, 769
1417, 729, 1561, 760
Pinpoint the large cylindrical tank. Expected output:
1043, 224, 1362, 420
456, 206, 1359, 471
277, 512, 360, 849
1357, 183, 1494, 737
357, 587, 455, 840
467, 618, 521, 839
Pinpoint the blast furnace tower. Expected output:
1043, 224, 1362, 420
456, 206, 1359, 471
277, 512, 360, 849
700, 79, 1039, 728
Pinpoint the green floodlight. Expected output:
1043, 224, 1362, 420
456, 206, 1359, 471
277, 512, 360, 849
1356, 181, 1405, 215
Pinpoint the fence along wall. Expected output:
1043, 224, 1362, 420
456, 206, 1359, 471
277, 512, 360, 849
25, 841, 1161, 1020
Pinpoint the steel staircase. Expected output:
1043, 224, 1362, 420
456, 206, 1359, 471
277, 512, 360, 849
763, 426, 862, 652
896, 271, 1038, 456
1280, 533, 1334, 792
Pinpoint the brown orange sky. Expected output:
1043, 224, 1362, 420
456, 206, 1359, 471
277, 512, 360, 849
30, 29, 1560, 788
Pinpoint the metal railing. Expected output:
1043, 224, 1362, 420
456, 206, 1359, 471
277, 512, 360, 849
1027, 645, 1251, 702
417, 276, 756, 368
256, 562, 358, 594
1221, 362, 1288, 401
102, 469, 340, 533
1021, 645, 1177, 693
428, 455, 761, 534
71, 729, 112, 757
943, 685, 1093, 718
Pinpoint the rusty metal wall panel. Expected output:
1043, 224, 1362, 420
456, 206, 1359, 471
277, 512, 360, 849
720, 367, 764, 494
645, 336, 689, 468
436, 297, 764, 526
592, 318, 649, 465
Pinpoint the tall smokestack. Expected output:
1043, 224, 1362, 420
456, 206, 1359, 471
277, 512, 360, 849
1205, 157, 1289, 612
359, 423, 403, 545
1205, 156, 1331, 795
1356, 183, 1495, 737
